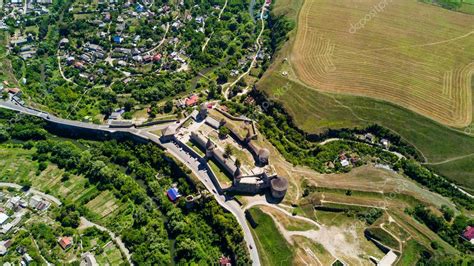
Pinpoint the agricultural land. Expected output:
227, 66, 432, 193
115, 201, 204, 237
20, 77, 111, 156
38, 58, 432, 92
258, 0, 474, 193
292, 0, 474, 128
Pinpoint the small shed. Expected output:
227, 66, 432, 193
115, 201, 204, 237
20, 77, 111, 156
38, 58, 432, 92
167, 188, 181, 202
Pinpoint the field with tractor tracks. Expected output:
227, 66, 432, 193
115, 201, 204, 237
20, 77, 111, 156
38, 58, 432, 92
291, 0, 474, 127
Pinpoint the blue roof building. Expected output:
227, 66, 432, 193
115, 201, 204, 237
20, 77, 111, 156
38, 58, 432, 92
113, 36, 122, 44
136, 4, 144, 12
167, 187, 181, 202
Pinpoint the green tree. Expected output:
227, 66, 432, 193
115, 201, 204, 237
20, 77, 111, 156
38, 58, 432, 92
440, 205, 454, 222
224, 144, 233, 158
218, 126, 230, 138
164, 100, 173, 113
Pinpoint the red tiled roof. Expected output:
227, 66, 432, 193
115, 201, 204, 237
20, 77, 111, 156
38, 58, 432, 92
153, 54, 162, 61
8, 88, 20, 94
219, 256, 231, 266
463, 226, 474, 240
58, 237, 73, 249
185, 95, 199, 106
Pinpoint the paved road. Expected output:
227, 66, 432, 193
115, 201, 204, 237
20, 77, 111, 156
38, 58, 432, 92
0, 99, 260, 265
142, 132, 260, 265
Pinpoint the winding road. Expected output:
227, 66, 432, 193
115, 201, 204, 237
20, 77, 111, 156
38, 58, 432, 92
79, 217, 133, 265
225, 2, 268, 99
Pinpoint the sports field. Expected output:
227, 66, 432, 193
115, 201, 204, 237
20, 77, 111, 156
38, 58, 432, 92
291, 0, 474, 127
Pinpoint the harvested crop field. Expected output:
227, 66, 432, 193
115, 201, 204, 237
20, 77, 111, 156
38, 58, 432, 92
291, 0, 474, 127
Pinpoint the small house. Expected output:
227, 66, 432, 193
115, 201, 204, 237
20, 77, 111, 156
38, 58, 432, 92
22, 253, 33, 265
153, 53, 162, 62
109, 111, 122, 120
58, 236, 73, 250
167, 187, 181, 202
462, 226, 474, 244
364, 133, 375, 143
0, 240, 12, 256
7, 88, 20, 95
113, 36, 123, 44
340, 159, 350, 167
219, 256, 231, 266
185, 95, 199, 107
136, 4, 144, 12
0, 213, 9, 225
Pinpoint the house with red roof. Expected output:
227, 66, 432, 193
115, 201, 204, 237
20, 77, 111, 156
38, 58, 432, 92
58, 236, 73, 250
185, 94, 199, 107
462, 226, 474, 244
219, 256, 231, 266
153, 53, 162, 62
7, 88, 20, 95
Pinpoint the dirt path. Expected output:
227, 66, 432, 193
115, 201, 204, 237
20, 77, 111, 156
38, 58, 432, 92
79, 217, 133, 265
380, 221, 402, 252
57, 52, 75, 84
224, 2, 267, 99
423, 152, 474, 165
244, 199, 322, 229
260, 208, 365, 265
202, 0, 228, 52
142, 23, 170, 56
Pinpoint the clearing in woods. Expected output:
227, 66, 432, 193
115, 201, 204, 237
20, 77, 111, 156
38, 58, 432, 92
291, 0, 474, 127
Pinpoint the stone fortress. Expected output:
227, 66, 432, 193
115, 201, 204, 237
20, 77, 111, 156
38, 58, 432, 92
162, 103, 289, 200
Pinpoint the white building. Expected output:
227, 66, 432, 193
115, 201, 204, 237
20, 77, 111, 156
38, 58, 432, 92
0, 213, 9, 225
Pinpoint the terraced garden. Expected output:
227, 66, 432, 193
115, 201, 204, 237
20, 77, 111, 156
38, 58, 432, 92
0, 145, 124, 222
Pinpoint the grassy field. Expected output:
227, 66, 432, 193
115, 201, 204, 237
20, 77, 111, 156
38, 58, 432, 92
259, 206, 316, 231
258, 0, 474, 191
428, 156, 474, 194
365, 227, 400, 250
96, 242, 126, 265
291, 236, 336, 265
296, 188, 459, 255
291, 0, 474, 127
396, 239, 428, 266
259, 73, 474, 191
208, 159, 232, 187
300, 165, 457, 210
248, 208, 294, 266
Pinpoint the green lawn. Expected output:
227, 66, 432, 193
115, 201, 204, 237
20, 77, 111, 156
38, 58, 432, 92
365, 227, 400, 251
396, 239, 428, 266
248, 208, 294, 266
187, 141, 205, 157
429, 156, 474, 194
258, 74, 474, 191
208, 159, 232, 187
